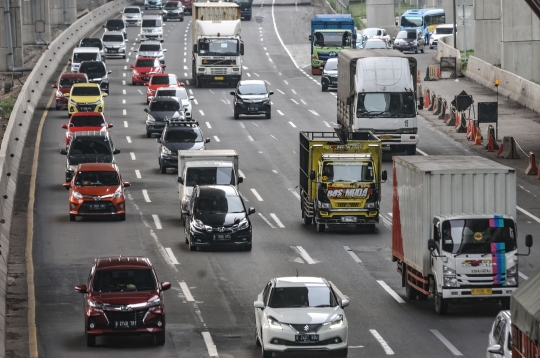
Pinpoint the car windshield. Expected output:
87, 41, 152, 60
363, 28, 382, 37
313, 31, 351, 47
73, 52, 99, 62
151, 101, 180, 111
71, 86, 101, 96
124, 7, 140, 13
164, 128, 201, 142
80, 39, 102, 49
357, 92, 416, 117
157, 89, 187, 99
60, 77, 87, 87
164, 2, 180, 8
70, 115, 105, 127
238, 84, 266, 95
325, 60, 337, 71
106, 20, 124, 29
79, 63, 106, 78
321, 161, 374, 183
268, 285, 338, 308
435, 27, 453, 35
93, 269, 156, 292
441, 218, 518, 255
139, 44, 161, 51
136, 59, 157, 67
196, 195, 244, 214
75, 171, 120, 186
401, 15, 422, 27
103, 34, 123, 42
364, 41, 387, 49
198, 38, 239, 56
151, 75, 176, 85
185, 167, 235, 186
143, 19, 161, 27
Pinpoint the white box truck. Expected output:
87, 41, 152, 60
177, 150, 242, 223
392, 156, 533, 314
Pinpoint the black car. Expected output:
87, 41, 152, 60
183, 185, 255, 251
230, 80, 273, 119
321, 57, 338, 92
156, 120, 210, 173
162, 1, 184, 21
144, 97, 185, 138
103, 19, 127, 39
60, 131, 120, 182
393, 29, 425, 54
78, 61, 112, 94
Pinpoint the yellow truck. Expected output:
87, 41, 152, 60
299, 130, 386, 232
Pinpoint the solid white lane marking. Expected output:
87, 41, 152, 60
258, 213, 276, 228
123, 89, 126, 95
213, 135, 220, 142
142, 189, 151, 202
272, 170, 278, 173
124, 121, 128, 127
519, 272, 529, 280
377, 280, 405, 304
240, 122, 245, 128
344, 246, 362, 263
123, 109, 127, 115
179, 281, 194, 302
289, 189, 301, 200
126, 136, 132, 143
517, 205, 540, 224
238, 170, 245, 178
130, 152, 136, 160
430, 330, 463, 356
135, 170, 141, 179
248, 135, 254, 141
152, 214, 162, 229
201, 332, 219, 358
270, 213, 285, 228
370, 330, 395, 355
292, 89, 297, 94
199, 110, 205, 116
323, 121, 331, 127
277, 89, 285, 94
291, 99, 299, 104
293, 246, 316, 264
309, 110, 319, 116
206, 122, 211, 128
277, 110, 284, 116
251, 188, 263, 201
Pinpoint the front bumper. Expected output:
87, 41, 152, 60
140, 33, 164, 42
316, 208, 379, 224
69, 198, 126, 216
56, 96, 68, 108
235, 102, 270, 115
321, 76, 338, 88
68, 104, 104, 116
160, 154, 178, 168
124, 18, 142, 26
103, 48, 126, 58
132, 73, 152, 84
86, 308, 165, 335
393, 44, 417, 52
442, 287, 517, 299
189, 227, 252, 248
197, 74, 241, 86
163, 12, 184, 20
145, 2, 162, 9
262, 323, 347, 353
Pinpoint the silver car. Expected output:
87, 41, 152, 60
153, 87, 194, 119
121, 6, 143, 27
487, 310, 512, 358
101, 31, 128, 59
135, 41, 167, 64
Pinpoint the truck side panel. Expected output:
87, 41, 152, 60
512, 324, 540, 358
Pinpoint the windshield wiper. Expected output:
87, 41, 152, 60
358, 111, 387, 117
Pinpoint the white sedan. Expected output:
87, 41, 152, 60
254, 276, 349, 357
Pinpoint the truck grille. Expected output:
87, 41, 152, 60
457, 273, 507, 287
335, 202, 360, 207
210, 68, 228, 75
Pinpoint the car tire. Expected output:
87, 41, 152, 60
189, 240, 196, 251
365, 224, 376, 232
265, 110, 271, 119
70, 214, 76, 222
123, 55, 126, 59
500, 297, 510, 310
119, 213, 126, 221
415, 46, 418, 54
146, 131, 151, 138
255, 332, 261, 347
56, 105, 60, 110
303, 212, 312, 225
86, 331, 96, 347
131, 80, 135, 85
322, 84, 328, 92
421, 46, 424, 53
406, 145, 416, 155
233, 108, 239, 119
336, 348, 348, 357
155, 331, 165, 346
160, 162, 167, 174
316, 223, 325, 232
181, 17, 184, 22
434, 292, 448, 314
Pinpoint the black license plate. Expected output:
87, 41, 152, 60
142, 77, 150, 80
90, 203, 107, 210
248, 106, 257, 111
213, 234, 231, 241
295, 334, 319, 343
110, 49, 118, 53
115, 320, 137, 329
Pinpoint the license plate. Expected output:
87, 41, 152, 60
295, 334, 319, 343
90, 204, 106, 210
248, 107, 257, 111
115, 320, 137, 329
214, 234, 231, 240
143, 77, 149, 80
214, 76, 224, 81
110, 49, 118, 53
380, 135, 393, 140
471, 288, 492, 295
341, 216, 357, 223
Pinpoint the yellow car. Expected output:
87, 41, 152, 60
64, 83, 108, 118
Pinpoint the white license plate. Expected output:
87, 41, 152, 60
341, 216, 357, 223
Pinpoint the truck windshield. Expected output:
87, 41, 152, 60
357, 93, 415, 117
322, 161, 373, 182
313, 31, 351, 47
198, 39, 239, 56
441, 218, 517, 254
185, 167, 235, 186
401, 15, 422, 27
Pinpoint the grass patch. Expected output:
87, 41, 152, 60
0, 93, 17, 118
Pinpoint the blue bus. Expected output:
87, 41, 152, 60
400, 9, 446, 39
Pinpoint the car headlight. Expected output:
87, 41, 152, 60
236, 97, 244, 104
56, 90, 64, 97
162, 9, 168, 13
72, 190, 83, 199
238, 217, 249, 230
267, 316, 283, 330
401, 128, 418, 134
329, 314, 344, 329
69, 99, 77, 105
443, 265, 458, 287
263, 99, 271, 105
112, 186, 123, 199
192, 219, 205, 230
133, 69, 139, 75
88, 299, 104, 312
147, 114, 156, 122
319, 201, 331, 209
365, 202, 376, 209
161, 146, 172, 155
507, 265, 518, 286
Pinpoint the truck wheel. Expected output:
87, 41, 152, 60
500, 297, 510, 310
316, 223, 325, 232
406, 145, 416, 155
405, 280, 418, 300
434, 292, 448, 314
303, 212, 312, 225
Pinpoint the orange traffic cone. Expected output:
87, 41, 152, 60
424, 91, 430, 108
496, 144, 504, 157
436, 67, 441, 79
466, 120, 473, 140
417, 69, 422, 83
474, 124, 483, 145
486, 132, 495, 152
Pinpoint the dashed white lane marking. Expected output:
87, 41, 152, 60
252, 122, 259, 128
124, 121, 128, 127
186, 80, 190, 86
284, 80, 288, 85
123, 89, 126, 95
292, 89, 297, 94
301, 99, 307, 105
184, 72, 187, 77
519, 272, 529, 280
251, 188, 263, 201
165, 247, 180, 265
238, 170, 245, 178
258, 213, 276, 228
199, 110, 205, 116
209, 89, 215, 94
289, 189, 301, 200
277, 89, 285, 94
152, 214, 162, 230
240, 122, 245, 129
123, 72, 126, 77
201, 331, 219, 358
248, 135, 254, 141
289, 121, 296, 128
184, 58, 186, 63
292, 246, 316, 264
220, 99, 227, 105
122, 99, 126, 104
213, 135, 220, 142
124, 65, 127, 70
254, 73, 259, 77
188, 89, 194, 95
430, 330, 463, 356
135, 170, 141, 179
193, 99, 198, 105
272, 170, 278, 173
142, 189, 151, 202
246, 72, 251, 77
126, 136, 132, 143
270, 213, 285, 228
291, 99, 299, 104
344, 246, 362, 263
137, 89, 143, 95
130, 152, 136, 160
206, 122, 212, 128
270, 135, 279, 141
123, 109, 127, 115
323, 121, 331, 127
122, 80, 126, 85
369, 330, 395, 355
184, 65, 188, 70
277, 110, 284, 116
127, 52, 131, 56
242, 65, 248, 70
183, 52, 186, 56
179, 281, 195, 302
309, 110, 319, 116
376, 280, 405, 304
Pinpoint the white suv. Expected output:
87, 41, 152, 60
102, 31, 128, 59
121, 6, 143, 26
141, 15, 165, 43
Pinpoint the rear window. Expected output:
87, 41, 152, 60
79, 62, 106, 76
435, 27, 454, 35
92, 269, 156, 292
136, 59, 158, 67
70, 115, 105, 127
150, 101, 180, 112
165, 128, 202, 142
80, 39, 102, 49
70, 139, 112, 155
157, 89, 187, 99
106, 20, 125, 29
142, 19, 162, 27
124, 7, 140, 13
73, 52, 99, 62
139, 44, 161, 51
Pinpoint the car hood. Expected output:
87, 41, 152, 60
67, 154, 113, 165
164, 141, 205, 151
265, 306, 343, 324
90, 290, 159, 305
149, 111, 182, 121
70, 95, 103, 103
195, 213, 246, 226
324, 69, 337, 76
74, 185, 120, 196
138, 51, 163, 57
431, 33, 451, 41
237, 94, 269, 102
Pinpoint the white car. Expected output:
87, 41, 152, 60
121, 6, 143, 27
254, 277, 349, 358
487, 310, 512, 358
362, 27, 391, 44
152, 87, 194, 119
101, 31, 128, 59
429, 24, 455, 49
135, 41, 167, 64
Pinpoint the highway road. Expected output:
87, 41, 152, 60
24, 1, 540, 357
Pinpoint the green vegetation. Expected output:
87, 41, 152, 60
460, 50, 475, 72
0, 93, 17, 119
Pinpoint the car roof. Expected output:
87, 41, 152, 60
238, 80, 265, 85
77, 163, 117, 172
103, 31, 124, 36
274, 277, 328, 287
72, 83, 101, 88
94, 256, 153, 270
60, 73, 88, 79
81, 38, 102, 42
198, 185, 238, 197
124, 6, 140, 9
73, 47, 100, 52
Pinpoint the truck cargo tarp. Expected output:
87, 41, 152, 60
511, 267, 540, 343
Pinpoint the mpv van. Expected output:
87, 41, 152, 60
71, 47, 102, 73
141, 15, 165, 43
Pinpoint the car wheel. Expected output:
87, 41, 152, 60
322, 84, 327, 92
500, 297, 510, 310
434, 292, 448, 314
415, 46, 419, 54
119, 213, 126, 221
131, 80, 135, 85
303, 212, 312, 225
181, 17, 184, 22
234, 108, 239, 119
146, 131, 151, 138
123, 55, 126, 59
160, 162, 167, 174
86, 331, 96, 347
265, 110, 271, 119
155, 331, 165, 346
70, 214, 76, 222
316, 223, 325, 232
421, 46, 425, 53
56, 105, 60, 110
255, 331, 261, 347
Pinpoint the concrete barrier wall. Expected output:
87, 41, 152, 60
466, 55, 540, 115
0, 0, 136, 356
436, 35, 462, 77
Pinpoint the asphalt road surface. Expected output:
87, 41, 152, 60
29, 2, 539, 357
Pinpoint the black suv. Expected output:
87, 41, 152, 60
79, 61, 112, 94
183, 185, 255, 251
393, 29, 425, 54
104, 19, 127, 39
162, 1, 184, 21
230, 80, 273, 119
60, 131, 120, 182
144, 97, 184, 137
156, 120, 210, 173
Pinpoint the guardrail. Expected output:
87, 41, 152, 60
0, 0, 136, 356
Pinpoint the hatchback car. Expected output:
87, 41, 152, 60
102, 31, 128, 59
79, 61, 112, 94
130, 57, 163, 85
183, 185, 254, 251
144, 97, 185, 137
230, 80, 273, 119
62, 112, 112, 149
162, 1, 184, 21
121, 6, 143, 26
64, 163, 129, 221
393, 29, 425, 54
141, 15, 165, 43
321, 57, 337, 92
135, 41, 167, 64
75, 256, 171, 346
145, 73, 183, 104
156, 120, 210, 173
486, 310, 512, 358
103, 19, 127, 39
79, 38, 105, 57
52, 73, 89, 110
65, 83, 108, 118
152, 87, 194, 119
254, 277, 349, 358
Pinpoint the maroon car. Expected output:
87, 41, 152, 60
52, 73, 89, 110
75, 256, 171, 347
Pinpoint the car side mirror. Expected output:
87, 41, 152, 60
526, 234, 533, 247
61, 124, 68, 129
238, 177, 243, 184
205, 138, 210, 143
63, 183, 71, 189
230, 91, 235, 95
382, 170, 387, 181
340, 298, 350, 308
161, 65, 166, 70
182, 209, 190, 216
60, 149, 67, 155
52, 84, 57, 88
177, 177, 184, 184
395, 21, 398, 26
75, 284, 87, 293
107, 70, 112, 75
156, 138, 162, 143
102, 25, 105, 28
319, 66, 324, 71
102, 93, 108, 97
189, 96, 195, 101
309, 170, 315, 180
487, 345, 503, 355
428, 238, 437, 252
113, 149, 121, 154
163, 49, 168, 52
248, 207, 255, 215
123, 182, 131, 187
129, 64, 134, 68
254, 300, 265, 309
64, 93, 70, 98
161, 282, 171, 291
269, 91, 274, 95
144, 108, 149, 113
240, 43, 244, 56
108, 123, 113, 128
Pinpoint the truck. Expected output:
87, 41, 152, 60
177, 150, 243, 223
191, 2, 244, 88
299, 130, 387, 233
392, 156, 533, 314
337, 49, 419, 155
310, 14, 356, 75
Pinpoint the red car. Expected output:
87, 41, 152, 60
61, 112, 113, 149
130, 57, 164, 85
145, 73, 184, 104
52, 73, 89, 110
75, 256, 171, 347
63, 163, 129, 221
